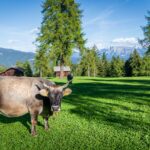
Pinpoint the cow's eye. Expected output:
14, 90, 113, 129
49, 93, 54, 99
59, 94, 63, 99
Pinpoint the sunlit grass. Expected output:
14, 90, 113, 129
0, 77, 150, 150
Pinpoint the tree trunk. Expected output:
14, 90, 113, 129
88, 65, 90, 77
94, 66, 96, 77
40, 68, 42, 77
59, 55, 65, 79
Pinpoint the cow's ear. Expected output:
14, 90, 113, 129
63, 88, 72, 96
39, 89, 48, 97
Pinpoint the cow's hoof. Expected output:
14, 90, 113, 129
45, 127, 49, 131
31, 132, 37, 137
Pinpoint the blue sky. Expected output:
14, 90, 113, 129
0, 0, 149, 52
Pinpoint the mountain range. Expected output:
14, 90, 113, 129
0, 47, 146, 67
99, 46, 146, 60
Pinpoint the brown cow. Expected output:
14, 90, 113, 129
0, 77, 72, 136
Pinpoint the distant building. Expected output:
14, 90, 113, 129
54, 66, 71, 77
0, 67, 24, 76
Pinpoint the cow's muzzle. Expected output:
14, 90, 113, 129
51, 105, 60, 112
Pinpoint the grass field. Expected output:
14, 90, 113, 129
0, 77, 150, 150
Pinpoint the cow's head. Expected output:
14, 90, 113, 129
39, 81, 72, 112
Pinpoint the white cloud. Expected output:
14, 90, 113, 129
86, 40, 106, 49
7, 39, 20, 44
83, 8, 114, 27
112, 37, 139, 47
0, 27, 39, 52
30, 28, 39, 34
112, 37, 137, 44
0, 42, 36, 52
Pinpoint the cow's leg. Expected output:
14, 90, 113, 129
44, 116, 49, 130
30, 111, 38, 136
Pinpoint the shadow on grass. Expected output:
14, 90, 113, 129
0, 114, 31, 131
60, 78, 150, 131
82, 78, 150, 85
0, 114, 44, 133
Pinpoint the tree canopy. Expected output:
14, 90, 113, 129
35, 0, 85, 77
140, 11, 150, 55
16, 61, 33, 77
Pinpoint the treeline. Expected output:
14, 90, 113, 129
72, 47, 150, 77
0, 65, 7, 73
0, 61, 33, 77
0, 49, 149, 77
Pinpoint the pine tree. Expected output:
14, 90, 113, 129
90, 45, 99, 77
79, 49, 91, 76
79, 46, 99, 77
127, 49, 142, 76
0, 65, 7, 73
141, 56, 150, 76
140, 11, 150, 55
23, 61, 33, 77
124, 59, 132, 76
98, 53, 108, 77
110, 56, 124, 77
35, 0, 85, 78
34, 49, 50, 77
16, 61, 33, 77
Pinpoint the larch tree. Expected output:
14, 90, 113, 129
35, 0, 85, 77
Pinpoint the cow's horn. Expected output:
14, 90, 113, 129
43, 83, 49, 88
61, 80, 72, 89
43, 83, 54, 91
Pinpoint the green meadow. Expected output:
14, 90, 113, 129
0, 77, 150, 150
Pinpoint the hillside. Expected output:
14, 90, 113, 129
0, 47, 81, 67
0, 47, 35, 67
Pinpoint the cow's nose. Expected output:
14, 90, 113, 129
51, 106, 60, 112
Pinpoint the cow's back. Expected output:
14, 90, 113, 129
0, 77, 40, 117
0, 77, 34, 101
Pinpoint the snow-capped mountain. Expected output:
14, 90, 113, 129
99, 46, 146, 60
